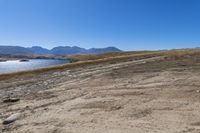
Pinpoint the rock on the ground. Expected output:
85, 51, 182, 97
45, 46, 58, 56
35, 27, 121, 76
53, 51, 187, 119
2, 113, 21, 125
3, 98, 20, 103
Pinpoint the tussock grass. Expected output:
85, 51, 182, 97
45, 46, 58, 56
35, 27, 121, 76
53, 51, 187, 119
164, 49, 200, 60
66, 51, 155, 61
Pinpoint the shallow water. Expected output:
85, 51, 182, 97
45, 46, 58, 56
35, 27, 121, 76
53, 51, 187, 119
0, 59, 70, 74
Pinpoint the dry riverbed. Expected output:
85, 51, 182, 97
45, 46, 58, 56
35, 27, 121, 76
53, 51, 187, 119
1, 56, 200, 133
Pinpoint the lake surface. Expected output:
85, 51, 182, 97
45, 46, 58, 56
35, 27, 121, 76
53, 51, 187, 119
0, 59, 70, 74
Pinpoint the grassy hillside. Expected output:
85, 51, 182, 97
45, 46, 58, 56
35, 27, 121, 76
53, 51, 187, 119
1, 49, 200, 80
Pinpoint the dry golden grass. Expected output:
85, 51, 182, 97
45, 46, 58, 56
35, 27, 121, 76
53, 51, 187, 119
66, 51, 155, 61
163, 49, 200, 60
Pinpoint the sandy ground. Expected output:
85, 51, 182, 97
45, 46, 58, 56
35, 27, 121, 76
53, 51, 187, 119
1, 56, 200, 133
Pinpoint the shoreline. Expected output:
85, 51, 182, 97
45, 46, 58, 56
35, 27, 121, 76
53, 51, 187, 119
0, 51, 165, 80
0, 59, 72, 77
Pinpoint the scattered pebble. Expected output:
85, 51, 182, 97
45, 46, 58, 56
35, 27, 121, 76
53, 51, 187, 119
3, 113, 21, 125
3, 98, 20, 103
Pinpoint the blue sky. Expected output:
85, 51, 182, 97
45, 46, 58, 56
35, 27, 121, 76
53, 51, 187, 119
0, 0, 200, 50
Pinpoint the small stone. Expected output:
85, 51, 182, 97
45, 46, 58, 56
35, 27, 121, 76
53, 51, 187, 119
3, 98, 20, 103
44, 108, 48, 111
196, 90, 200, 93
3, 113, 21, 125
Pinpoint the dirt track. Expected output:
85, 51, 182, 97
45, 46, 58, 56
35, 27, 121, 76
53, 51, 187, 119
1, 56, 200, 133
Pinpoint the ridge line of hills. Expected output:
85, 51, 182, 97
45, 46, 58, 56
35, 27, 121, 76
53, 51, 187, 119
0, 46, 122, 55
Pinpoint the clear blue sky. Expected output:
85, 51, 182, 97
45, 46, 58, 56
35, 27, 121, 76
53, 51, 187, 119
0, 0, 200, 50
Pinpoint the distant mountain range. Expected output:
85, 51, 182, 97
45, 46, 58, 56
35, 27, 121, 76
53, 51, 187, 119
0, 46, 122, 55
